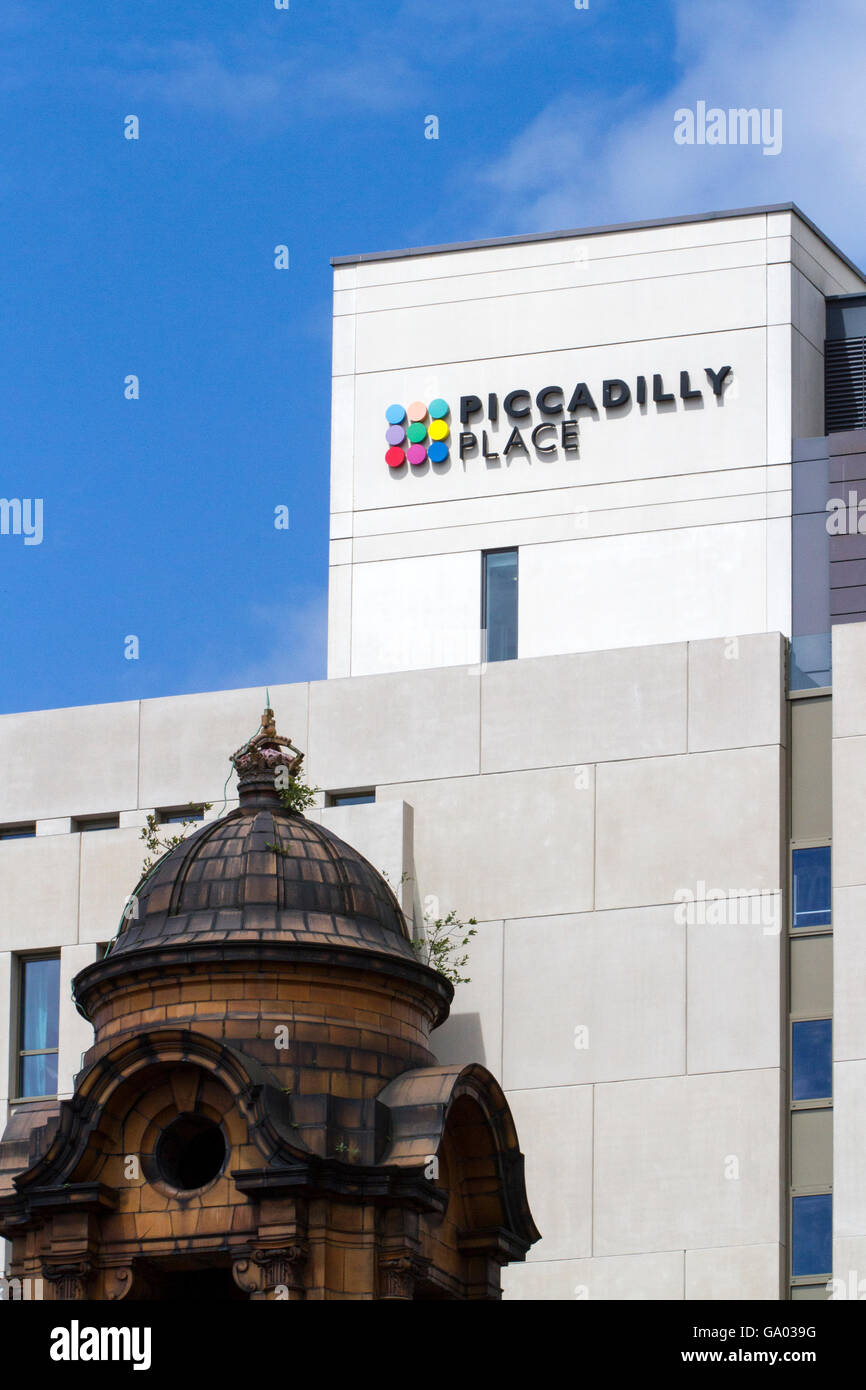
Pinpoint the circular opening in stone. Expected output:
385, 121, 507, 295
155, 1114, 227, 1191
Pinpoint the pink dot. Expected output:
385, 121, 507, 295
407, 444, 427, 465
386, 446, 406, 468
407, 401, 427, 422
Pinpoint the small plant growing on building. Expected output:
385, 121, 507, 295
139, 803, 212, 877
381, 871, 478, 986
276, 773, 320, 815
413, 908, 478, 986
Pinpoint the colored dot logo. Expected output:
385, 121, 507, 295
384, 398, 450, 468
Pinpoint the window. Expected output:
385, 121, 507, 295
156, 1114, 226, 1191
788, 815, 833, 1294
792, 1019, 832, 1101
825, 293, 866, 432
0, 822, 36, 840
16, 955, 60, 1099
158, 807, 206, 824
73, 814, 120, 833
326, 791, 375, 807
792, 1193, 832, 1278
792, 846, 831, 928
482, 548, 518, 663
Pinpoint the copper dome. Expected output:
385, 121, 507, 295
107, 709, 417, 969
110, 807, 415, 964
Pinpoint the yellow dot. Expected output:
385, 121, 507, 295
428, 419, 449, 441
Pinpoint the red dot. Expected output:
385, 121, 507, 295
386, 446, 406, 468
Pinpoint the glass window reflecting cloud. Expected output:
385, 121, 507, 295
483, 549, 518, 663
792, 846, 831, 928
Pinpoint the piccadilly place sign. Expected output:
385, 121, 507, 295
383, 366, 732, 471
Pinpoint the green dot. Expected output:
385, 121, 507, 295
407, 422, 427, 443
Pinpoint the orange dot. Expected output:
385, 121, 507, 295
407, 400, 427, 422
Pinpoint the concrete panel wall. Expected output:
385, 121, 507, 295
0, 633, 788, 1299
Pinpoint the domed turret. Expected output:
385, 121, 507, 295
0, 708, 538, 1301
73, 705, 451, 1071
107, 716, 415, 967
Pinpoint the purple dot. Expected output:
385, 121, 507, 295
407, 444, 427, 465
386, 424, 405, 445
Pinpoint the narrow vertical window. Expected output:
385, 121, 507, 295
482, 549, 518, 662
792, 846, 831, 928
792, 1018, 832, 1101
791, 1193, 832, 1278
17, 955, 60, 1099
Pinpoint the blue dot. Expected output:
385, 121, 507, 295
428, 398, 449, 420
428, 441, 449, 463
385, 403, 406, 425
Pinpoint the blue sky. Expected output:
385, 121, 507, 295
0, 0, 861, 713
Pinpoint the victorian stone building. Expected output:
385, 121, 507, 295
0, 712, 538, 1300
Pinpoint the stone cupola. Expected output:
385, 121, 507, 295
0, 710, 539, 1300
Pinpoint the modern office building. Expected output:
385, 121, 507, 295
2, 203, 866, 1299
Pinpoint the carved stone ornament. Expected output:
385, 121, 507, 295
231, 1257, 264, 1295
103, 1266, 133, 1301
42, 1258, 93, 1301
231, 707, 304, 785
378, 1253, 427, 1300
252, 1242, 309, 1292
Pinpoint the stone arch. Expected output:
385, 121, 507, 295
13, 1028, 308, 1199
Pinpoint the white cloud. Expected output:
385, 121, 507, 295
175, 587, 328, 696
475, 0, 866, 268
99, 32, 416, 122
95, 0, 576, 123
124, 40, 284, 118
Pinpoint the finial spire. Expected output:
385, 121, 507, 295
230, 706, 305, 807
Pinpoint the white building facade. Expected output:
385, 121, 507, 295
2, 204, 866, 1300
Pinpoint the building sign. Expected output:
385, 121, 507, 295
384, 367, 731, 471
384, 399, 451, 468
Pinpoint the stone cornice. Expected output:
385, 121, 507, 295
73, 938, 453, 1027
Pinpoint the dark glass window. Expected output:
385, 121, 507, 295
327, 792, 375, 807
792, 1193, 832, 1277
18, 956, 60, 1098
158, 807, 206, 824
0, 823, 36, 839
482, 549, 518, 662
792, 846, 831, 928
74, 814, 120, 832
792, 1019, 832, 1101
